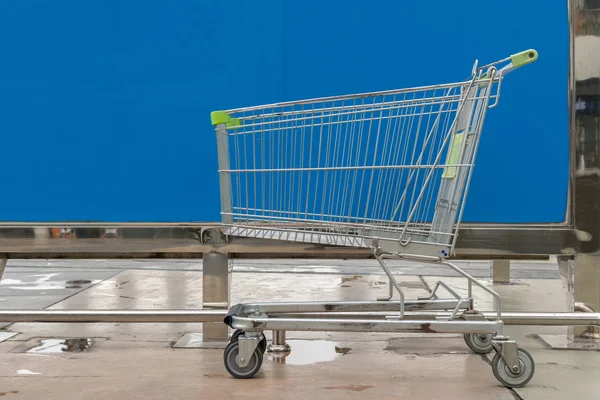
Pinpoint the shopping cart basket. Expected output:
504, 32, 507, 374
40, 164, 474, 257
211, 50, 539, 387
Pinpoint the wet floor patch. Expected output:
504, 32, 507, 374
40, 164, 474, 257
66, 280, 92, 285
0, 275, 99, 291
267, 340, 351, 365
26, 338, 94, 353
384, 337, 469, 356
0, 332, 18, 343
339, 276, 362, 285
324, 385, 375, 392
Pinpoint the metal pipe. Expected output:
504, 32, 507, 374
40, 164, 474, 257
230, 316, 502, 334
491, 312, 600, 326
0, 310, 598, 326
0, 310, 226, 323
270, 311, 600, 326
0, 258, 6, 282
267, 330, 291, 353
240, 299, 464, 314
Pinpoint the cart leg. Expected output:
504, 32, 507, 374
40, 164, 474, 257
377, 278, 394, 301
375, 254, 405, 316
268, 330, 291, 353
441, 261, 503, 323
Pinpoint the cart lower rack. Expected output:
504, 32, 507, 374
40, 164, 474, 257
211, 49, 539, 388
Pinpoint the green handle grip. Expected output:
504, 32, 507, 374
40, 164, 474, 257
211, 111, 241, 128
510, 49, 538, 68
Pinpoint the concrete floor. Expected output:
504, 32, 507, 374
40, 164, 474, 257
0, 259, 598, 399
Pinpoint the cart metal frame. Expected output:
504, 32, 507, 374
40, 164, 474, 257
212, 50, 540, 387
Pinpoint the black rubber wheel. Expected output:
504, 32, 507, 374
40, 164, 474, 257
492, 348, 535, 388
230, 329, 244, 343
464, 333, 494, 354
223, 340, 263, 379
258, 336, 267, 354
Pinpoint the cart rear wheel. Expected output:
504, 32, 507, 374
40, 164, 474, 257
492, 348, 535, 388
464, 333, 494, 354
223, 340, 263, 379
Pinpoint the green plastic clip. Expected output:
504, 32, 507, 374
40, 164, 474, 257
510, 49, 538, 68
210, 111, 241, 128
442, 131, 465, 179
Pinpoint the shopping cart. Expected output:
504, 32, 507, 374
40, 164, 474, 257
211, 50, 538, 387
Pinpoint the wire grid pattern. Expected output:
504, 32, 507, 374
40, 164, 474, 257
217, 79, 494, 250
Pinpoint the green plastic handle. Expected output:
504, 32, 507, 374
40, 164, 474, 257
210, 111, 241, 128
510, 49, 538, 68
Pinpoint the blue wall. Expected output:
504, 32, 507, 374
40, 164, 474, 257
0, 0, 568, 223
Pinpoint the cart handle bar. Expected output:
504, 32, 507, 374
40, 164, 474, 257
511, 49, 539, 68
210, 49, 538, 126
476, 49, 538, 78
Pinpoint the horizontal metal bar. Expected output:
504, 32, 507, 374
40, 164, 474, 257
234, 93, 463, 121
225, 80, 490, 114
0, 310, 597, 326
239, 299, 465, 314
0, 310, 226, 323
230, 316, 501, 334
489, 312, 600, 326
221, 164, 471, 173
268, 311, 600, 326
230, 108, 463, 132
0, 223, 577, 258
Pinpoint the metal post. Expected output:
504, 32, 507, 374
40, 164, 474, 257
268, 330, 291, 353
538, 255, 600, 349
0, 257, 6, 282
572, 254, 600, 342
199, 229, 230, 348
492, 259, 510, 284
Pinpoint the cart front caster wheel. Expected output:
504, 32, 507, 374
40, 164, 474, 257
492, 348, 535, 388
258, 337, 267, 354
223, 340, 263, 379
230, 329, 244, 343
464, 333, 494, 354
230, 330, 267, 354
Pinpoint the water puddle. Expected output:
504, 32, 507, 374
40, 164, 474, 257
2, 276, 97, 291
16, 369, 41, 375
66, 280, 92, 285
267, 340, 351, 365
27, 338, 93, 354
340, 276, 362, 284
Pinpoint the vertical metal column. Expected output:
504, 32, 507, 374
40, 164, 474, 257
215, 122, 233, 226
492, 260, 510, 284
548, 255, 600, 348
0, 257, 6, 282
201, 229, 230, 347
268, 330, 291, 353
194, 118, 234, 347
572, 254, 600, 342
566, 0, 600, 349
